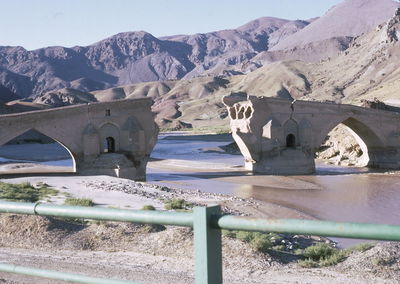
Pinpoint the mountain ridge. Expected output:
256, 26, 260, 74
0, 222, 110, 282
27, 6, 399, 130
0, 0, 398, 105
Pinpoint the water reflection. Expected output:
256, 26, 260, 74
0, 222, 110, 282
149, 135, 400, 240
232, 174, 400, 226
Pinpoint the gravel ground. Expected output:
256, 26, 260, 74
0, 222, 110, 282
0, 177, 399, 283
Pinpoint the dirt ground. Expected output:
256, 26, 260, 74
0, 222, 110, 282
0, 177, 399, 283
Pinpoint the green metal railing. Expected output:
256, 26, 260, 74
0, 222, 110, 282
1, 200, 400, 283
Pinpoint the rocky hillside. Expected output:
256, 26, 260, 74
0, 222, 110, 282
8, 6, 400, 132
270, 0, 399, 51
0, 0, 398, 102
0, 18, 304, 100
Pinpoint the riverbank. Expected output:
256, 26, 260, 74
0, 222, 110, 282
0, 176, 399, 283
2, 134, 400, 242
1, 134, 400, 282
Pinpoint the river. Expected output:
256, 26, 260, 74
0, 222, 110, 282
147, 133, 400, 247
1, 134, 399, 246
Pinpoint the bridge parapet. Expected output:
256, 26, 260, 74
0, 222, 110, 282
223, 94, 400, 174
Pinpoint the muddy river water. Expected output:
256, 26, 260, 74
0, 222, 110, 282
1, 134, 399, 246
148, 134, 400, 246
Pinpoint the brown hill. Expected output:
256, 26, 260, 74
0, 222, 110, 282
91, 8, 400, 129
0, 18, 302, 101
2, 0, 398, 102
23, 8, 400, 131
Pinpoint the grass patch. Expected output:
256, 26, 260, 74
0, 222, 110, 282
164, 199, 193, 210
64, 198, 94, 207
0, 181, 58, 202
300, 243, 337, 261
62, 192, 73, 198
296, 243, 348, 267
319, 250, 347, 266
223, 230, 282, 252
62, 198, 94, 223
142, 204, 156, 211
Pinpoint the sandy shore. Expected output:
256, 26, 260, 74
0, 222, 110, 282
0, 174, 305, 220
0, 175, 399, 283
1, 136, 400, 283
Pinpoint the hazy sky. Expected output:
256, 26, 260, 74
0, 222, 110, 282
1, 0, 343, 50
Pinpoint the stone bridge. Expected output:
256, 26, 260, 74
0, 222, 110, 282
223, 94, 400, 174
0, 98, 158, 180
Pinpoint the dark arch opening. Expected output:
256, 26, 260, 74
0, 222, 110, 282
286, 134, 296, 148
104, 137, 115, 153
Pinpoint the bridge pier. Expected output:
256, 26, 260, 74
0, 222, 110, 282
368, 147, 400, 169
246, 148, 315, 174
233, 129, 315, 175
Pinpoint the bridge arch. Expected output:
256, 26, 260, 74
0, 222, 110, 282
315, 117, 385, 167
0, 128, 77, 172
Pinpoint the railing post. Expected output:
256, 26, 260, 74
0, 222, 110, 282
193, 205, 223, 284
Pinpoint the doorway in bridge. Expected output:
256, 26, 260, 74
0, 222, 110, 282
286, 134, 296, 148
315, 122, 369, 169
104, 137, 116, 153
0, 129, 75, 174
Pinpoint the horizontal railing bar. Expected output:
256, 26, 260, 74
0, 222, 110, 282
0, 263, 140, 284
0, 201, 193, 227
2, 201, 400, 241
215, 216, 400, 241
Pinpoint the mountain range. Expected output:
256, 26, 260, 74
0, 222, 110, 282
1, 0, 400, 130
0, 0, 398, 102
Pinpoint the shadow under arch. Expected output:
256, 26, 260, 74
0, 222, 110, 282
0, 128, 78, 173
315, 117, 385, 168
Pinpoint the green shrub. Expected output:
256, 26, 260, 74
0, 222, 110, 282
0, 181, 58, 202
164, 199, 192, 210
62, 198, 94, 223
142, 204, 156, 211
235, 231, 254, 242
319, 250, 347, 267
231, 231, 275, 251
64, 198, 94, 207
297, 243, 348, 267
302, 243, 337, 261
20, 182, 33, 188
250, 234, 273, 251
